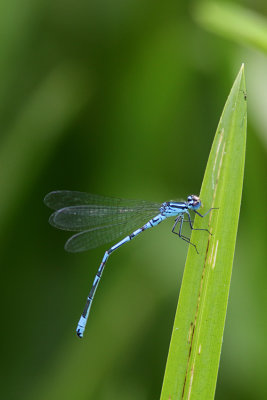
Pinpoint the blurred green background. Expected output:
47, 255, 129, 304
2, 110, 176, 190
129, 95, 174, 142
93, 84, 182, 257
1, 1, 267, 399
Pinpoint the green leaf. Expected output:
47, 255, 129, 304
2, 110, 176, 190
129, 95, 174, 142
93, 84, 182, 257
160, 65, 247, 399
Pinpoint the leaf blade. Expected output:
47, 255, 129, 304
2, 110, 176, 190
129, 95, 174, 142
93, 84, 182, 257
160, 64, 247, 400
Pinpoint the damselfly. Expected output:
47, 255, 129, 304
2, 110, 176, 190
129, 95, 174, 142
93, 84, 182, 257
44, 190, 215, 338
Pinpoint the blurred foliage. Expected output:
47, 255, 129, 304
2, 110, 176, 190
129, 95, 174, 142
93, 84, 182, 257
0, 1, 266, 400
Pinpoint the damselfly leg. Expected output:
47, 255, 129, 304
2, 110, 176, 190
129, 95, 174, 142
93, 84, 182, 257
171, 207, 217, 253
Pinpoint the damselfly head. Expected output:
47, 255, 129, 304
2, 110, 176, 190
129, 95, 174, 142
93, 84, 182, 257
187, 195, 201, 210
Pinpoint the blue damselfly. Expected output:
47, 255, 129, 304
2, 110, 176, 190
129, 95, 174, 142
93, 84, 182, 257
44, 190, 215, 338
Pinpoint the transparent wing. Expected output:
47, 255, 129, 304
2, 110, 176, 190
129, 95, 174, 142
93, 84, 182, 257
49, 204, 161, 231
45, 190, 161, 231
44, 190, 160, 210
64, 210, 159, 252
44, 190, 162, 251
